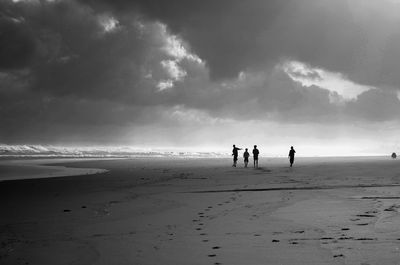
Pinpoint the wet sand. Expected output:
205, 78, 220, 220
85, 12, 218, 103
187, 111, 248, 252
0, 158, 109, 181
1, 156, 400, 265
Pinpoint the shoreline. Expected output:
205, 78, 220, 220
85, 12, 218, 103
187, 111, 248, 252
0, 155, 394, 182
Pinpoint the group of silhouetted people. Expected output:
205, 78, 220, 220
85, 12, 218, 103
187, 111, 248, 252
232, 145, 296, 168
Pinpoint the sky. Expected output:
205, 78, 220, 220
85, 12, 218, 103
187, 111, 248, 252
1, 0, 400, 156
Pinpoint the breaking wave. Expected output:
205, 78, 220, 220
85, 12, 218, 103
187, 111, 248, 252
0, 144, 228, 158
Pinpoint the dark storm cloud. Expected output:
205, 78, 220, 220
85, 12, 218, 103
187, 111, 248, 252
177, 69, 339, 122
378, 32, 400, 88
0, 11, 35, 69
88, 0, 400, 92
82, 0, 366, 81
0, 0, 179, 102
1, 0, 400, 145
24, 1, 147, 100
346, 89, 400, 121
0, 93, 181, 143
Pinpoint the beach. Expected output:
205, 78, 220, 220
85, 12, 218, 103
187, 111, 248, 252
1, 156, 400, 265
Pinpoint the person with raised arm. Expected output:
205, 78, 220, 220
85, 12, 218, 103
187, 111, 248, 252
232, 144, 242, 167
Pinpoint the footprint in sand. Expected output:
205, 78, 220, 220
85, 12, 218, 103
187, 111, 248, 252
338, 236, 353, 240
384, 207, 395, 212
356, 214, 375, 217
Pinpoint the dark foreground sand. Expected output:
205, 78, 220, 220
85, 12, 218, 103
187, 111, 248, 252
1, 157, 400, 265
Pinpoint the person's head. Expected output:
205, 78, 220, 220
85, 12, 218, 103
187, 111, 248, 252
291, 146, 294, 149
233, 144, 235, 147
254, 145, 257, 148
245, 148, 248, 151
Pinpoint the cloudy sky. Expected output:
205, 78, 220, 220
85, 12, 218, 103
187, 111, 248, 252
1, 0, 400, 155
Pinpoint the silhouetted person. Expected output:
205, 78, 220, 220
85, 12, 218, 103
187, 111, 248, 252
392, 152, 397, 159
288, 146, 296, 167
243, 148, 250, 168
252, 145, 259, 168
232, 145, 242, 167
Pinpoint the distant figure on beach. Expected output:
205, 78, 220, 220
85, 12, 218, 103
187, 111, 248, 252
243, 148, 250, 167
252, 145, 259, 168
288, 146, 296, 167
232, 145, 242, 167
392, 152, 397, 159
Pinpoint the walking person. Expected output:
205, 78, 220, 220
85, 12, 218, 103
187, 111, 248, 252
252, 145, 259, 168
243, 148, 250, 168
288, 146, 296, 167
232, 145, 242, 167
